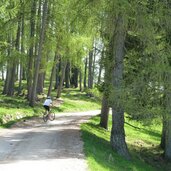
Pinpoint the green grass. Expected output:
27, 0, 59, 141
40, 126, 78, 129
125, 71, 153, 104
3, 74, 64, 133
81, 115, 171, 171
59, 89, 101, 112
0, 95, 42, 128
0, 88, 101, 127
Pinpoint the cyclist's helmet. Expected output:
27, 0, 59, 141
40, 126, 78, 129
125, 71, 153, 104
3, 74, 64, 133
47, 96, 51, 99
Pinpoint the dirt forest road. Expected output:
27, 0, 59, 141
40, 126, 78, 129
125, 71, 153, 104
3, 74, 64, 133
0, 110, 100, 171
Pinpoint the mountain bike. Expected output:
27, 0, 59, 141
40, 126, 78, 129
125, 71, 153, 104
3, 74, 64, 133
43, 110, 55, 122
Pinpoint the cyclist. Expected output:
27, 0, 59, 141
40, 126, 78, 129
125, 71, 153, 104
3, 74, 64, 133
43, 96, 53, 114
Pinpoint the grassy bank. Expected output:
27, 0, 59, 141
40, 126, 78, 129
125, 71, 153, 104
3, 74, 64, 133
59, 89, 101, 112
81, 115, 171, 171
0, 88, 101, 128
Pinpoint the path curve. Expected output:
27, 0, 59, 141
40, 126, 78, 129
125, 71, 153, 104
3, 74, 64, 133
0, 110, 100, 171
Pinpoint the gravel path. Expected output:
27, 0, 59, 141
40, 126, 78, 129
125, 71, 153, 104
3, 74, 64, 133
0, 110, 100, 171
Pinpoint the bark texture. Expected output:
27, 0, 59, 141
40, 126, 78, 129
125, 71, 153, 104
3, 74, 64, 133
164, 74, 171, 160
100, 94, 109, 129
110, 14, 130, 160
57, 61, 67, 98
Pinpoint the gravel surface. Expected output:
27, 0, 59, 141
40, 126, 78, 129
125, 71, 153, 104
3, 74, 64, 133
0, 110, 100, 171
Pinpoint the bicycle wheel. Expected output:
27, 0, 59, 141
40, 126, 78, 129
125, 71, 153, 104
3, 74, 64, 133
48, 112, 55, 121
43, 112, 48, 122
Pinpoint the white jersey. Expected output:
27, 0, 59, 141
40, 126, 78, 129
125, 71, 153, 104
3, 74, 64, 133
43, 99, 52, 106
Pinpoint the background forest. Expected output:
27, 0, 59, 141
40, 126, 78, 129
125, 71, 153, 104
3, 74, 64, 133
0, 0, 171, 170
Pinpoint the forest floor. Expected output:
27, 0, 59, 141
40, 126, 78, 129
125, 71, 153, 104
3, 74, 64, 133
0, 110, 100, 171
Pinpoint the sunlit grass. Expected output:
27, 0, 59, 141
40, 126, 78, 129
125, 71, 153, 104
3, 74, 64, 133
81, 115, 171, 171
59, 98, 100, 112
57, 88, 101, 112
0, 94, 42, 127
0, 87, 101, 127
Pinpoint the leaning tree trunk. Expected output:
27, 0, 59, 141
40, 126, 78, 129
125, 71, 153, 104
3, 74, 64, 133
110, 14, 130, 160
29, 0, 48, 106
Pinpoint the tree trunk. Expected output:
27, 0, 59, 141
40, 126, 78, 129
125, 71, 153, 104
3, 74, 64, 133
18, 63, 23, 95
70, 67, 79, 88
65, 61, 70, 88
47, 54, 58, 96
18, 5, 25, 95
37, 72, 44, 94
84, 57, 88, 88
27, 0, 37, 100
165, 114, 171, 160
80, 69, 83, 91
7, 17, 21, 96
164, 73, 171, 160
7, 63, 16, 96
88, 51, 93, 89
110, 14, 130, 160
29, 0, 48, 106
100, 50, 110, 130
57, 61, 67, 98
92, 47, 96, 86
98, 65, 102, 84
3, 63, 11, 94
1, 67, 4, 80
98, 50, 104, 84
100, 94, 109, 129
55, 61, 61, 90
161, 116, 166, 149
3, 34, 14, 95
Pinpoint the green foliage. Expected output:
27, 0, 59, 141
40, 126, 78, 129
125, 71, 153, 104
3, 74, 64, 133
122, 30, 170, 122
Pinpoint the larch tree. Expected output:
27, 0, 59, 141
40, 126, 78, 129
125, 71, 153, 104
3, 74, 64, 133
27, 0, 37, 100
29, 0, 49, 106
